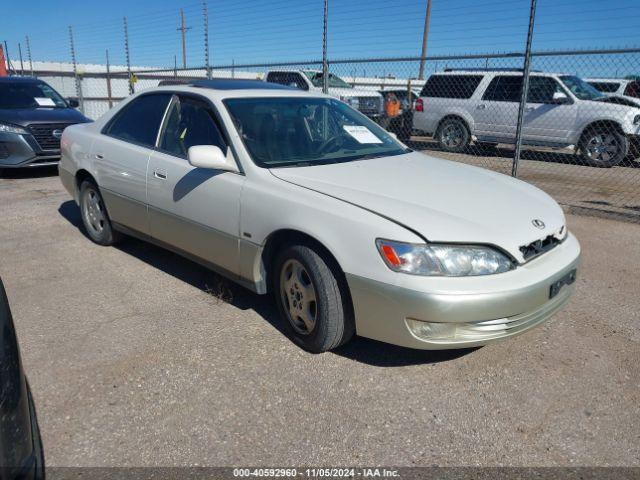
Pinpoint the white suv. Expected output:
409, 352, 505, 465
264, 70, 384, 120
412, 70, 640, 167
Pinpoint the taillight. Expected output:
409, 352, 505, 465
415, 98, 424, 112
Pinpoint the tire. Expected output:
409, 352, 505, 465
79, 180, 121, 245
436, 117, 470, 153
27, 382, 45, 480
579, 127, 629, 168
273, 244, 354, 353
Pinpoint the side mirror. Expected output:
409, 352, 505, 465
551, 91, 570, 104
67, 98, 79, 108
188, 145, 238, 172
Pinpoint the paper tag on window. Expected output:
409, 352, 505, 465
343, 125, 383, 144
35, 97, 56, 107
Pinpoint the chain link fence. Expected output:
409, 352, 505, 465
3, 0, 640, 220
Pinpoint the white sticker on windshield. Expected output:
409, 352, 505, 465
34, 97, 56, 107
343, 125, 383, 144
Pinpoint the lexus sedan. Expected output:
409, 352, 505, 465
58, 79, 581, 353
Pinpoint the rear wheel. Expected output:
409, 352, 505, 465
79, 180, 121, 245
273, 244, 354, 353
579, 128, 628, 167
437, 117, 470, 153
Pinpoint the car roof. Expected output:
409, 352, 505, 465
142, 83, 329, 100
0, 76, 43, 84
433, 70, 564, 76
585, 78, 628, 83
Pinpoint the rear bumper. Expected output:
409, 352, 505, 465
347, 233, 581, 349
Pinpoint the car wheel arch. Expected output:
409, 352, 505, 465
579, 119, 626, 141
437, 114, 472, 135
75, 169, 98, 194
260, 229, 349, 297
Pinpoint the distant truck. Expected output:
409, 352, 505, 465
264, 70, 384, 120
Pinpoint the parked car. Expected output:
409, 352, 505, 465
378, 88, 420, 140
586, 78, 640, 99
0, 276, 44, 479
0, 77, 91, 174
59, 79, 581, 353
412, 70, 640, 167
264, 70, 384, 120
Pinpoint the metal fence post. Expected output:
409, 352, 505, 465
418, 0, 432, 80
322, 0, 329, 94
18, 43, 24, 75
203, 1, 211, 79
25, 36, 33, 76
106, 50, 113, 109
512, 0, 538, 177
124, 17, 134, 94
68, 26, 84, 114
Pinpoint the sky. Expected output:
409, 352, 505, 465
2, 0, 640, 79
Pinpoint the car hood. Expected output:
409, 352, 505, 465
328, 88, 381, 99
270, 152, 565, 262
0, 107, 90, 127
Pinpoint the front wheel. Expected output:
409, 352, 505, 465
436, 117, 470, 153
579, 128, 629, 168
273, 244, 354, 353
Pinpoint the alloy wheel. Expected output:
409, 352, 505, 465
441, 122, 464, 148
82, 188, 106, 236
585, 133, 621, 164
280, 259, 317, 335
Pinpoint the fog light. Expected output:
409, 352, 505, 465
406, 319, 457, 340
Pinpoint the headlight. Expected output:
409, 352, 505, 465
376, 239, 514, 276
0, 122, 29, 135
340, 96, 359, 108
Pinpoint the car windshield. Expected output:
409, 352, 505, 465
0, 81, 68, 109
559, 76, 604, 101
303, 71, 353, 89
224, 97, 409, 168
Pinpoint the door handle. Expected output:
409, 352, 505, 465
95, 153, 104, 160
153, 169, 167, 180
476, 104, 486, 110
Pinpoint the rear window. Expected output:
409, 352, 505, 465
420, 75, 483, 99
588, 81, 621, 93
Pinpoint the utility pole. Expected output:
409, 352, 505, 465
25, 36, 33, 76
418, 0, 432, 80
512, 0, 537, 178
177, 9, 191, 69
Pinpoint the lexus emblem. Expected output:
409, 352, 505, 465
532, 219, 546, 229
52, 129, 63, 139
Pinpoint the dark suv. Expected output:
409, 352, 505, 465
0, 77, 90, 173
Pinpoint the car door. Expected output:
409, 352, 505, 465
474, 75, 521, 141
147, 93, 245, 276
95, 93, 173, 234
522, 76, 577, 144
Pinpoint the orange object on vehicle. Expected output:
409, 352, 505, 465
0, 46, 7, 77
384, 92, 400, 117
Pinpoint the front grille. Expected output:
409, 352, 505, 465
519, 234, 561, 261
27, 123, 71, 151
357, 96, 382, 114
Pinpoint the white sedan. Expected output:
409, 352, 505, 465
59, 79, 581, 353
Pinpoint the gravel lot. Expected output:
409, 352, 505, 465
0, 167, 639, 467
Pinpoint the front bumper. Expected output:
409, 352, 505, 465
0, 132, 60, 168
346, 233, 581, 349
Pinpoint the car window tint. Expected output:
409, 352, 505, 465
266, 72, 308, 90
106, 93, 172, 147
624, 81, 640, 98
482, 76, 523, 102
159, 96, 226, 157
588, 82, 620, 93
527, 77, 563, 103
420, 75, 483, 99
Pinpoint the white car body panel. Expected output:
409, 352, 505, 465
59, 84, 581, 350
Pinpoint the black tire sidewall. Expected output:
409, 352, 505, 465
79, 180, 118, 245
580, 129, 629, 168
437, 118, 470, 153
272, 244, 353, 353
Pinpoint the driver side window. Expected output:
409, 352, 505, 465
159, 95, 227, 158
